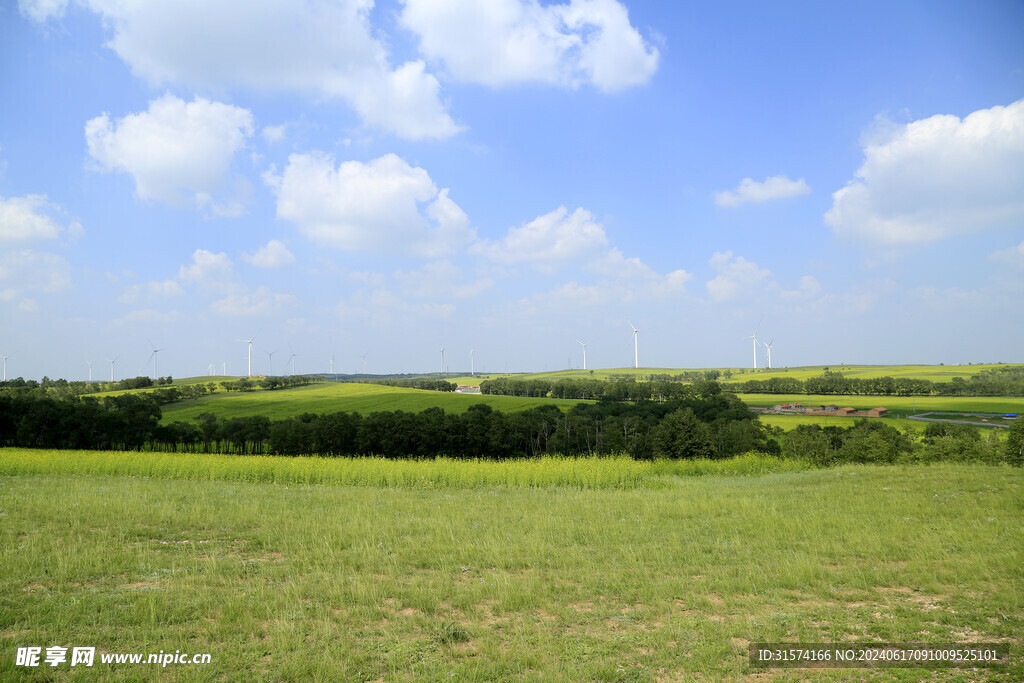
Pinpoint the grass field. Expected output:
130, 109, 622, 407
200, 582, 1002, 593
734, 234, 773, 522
1, 451, 1020, 681
160, 382, 579, 423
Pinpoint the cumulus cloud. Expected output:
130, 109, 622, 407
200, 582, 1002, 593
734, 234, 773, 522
242, 240, 295, 268
401, 0, 658, 92
705, 251, 771, 302
990, 240, 1024, 268
714, 175, 811, 207
178, 249, 235, 290
0, 194, 82, 243
472, 206, 609, 270
86, 94, 254, 214
826, 98, 1024, 246
266, 152, 475, 257
28, 0, 459, 140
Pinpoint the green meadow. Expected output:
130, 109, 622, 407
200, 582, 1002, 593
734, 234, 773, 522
159, 381, 579, 423
1, 451, 1020, 681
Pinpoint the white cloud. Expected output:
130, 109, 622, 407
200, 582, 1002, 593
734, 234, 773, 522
0, 194, 82, 243
714, 175, 811, 207
18, 0, 67, 22
401, 0, 658, 92
779, 274, 822, 301
211, 287, 295, 317
261, 125, 287, 144
33, 0, 459, 140
826, 98, 1024, 246
267, 152, 475, 257
118, 279, 184, 304
177, 249, 234, 290
392, 260, 493, 299
242, 240, 295, 268
0, 249, 72, 295
990, 240, 1024, 268
472, 206, 609, 270
86, 94, 254, 214
705, 251, 771, 302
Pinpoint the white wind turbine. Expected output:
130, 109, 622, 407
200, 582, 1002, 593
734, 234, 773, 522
761, 338, 774, 370
287, 351, 297, 376
439, 346, 445, 375
235, 334, 257, 376
108, 356, 118, 382
329, 353, 335, 375
147, 342, 163, 379
265, 350, 277, 376
87, 361, 94, 382
469, 349, 475, 376
576, 340, 588, 370
743, 327, 760, 369
361, 352, 367, 374
1, 352, 13, 381
627, 321, 646, 369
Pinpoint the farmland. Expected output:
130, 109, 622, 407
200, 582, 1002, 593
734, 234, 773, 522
159, 381, 579, 423
1, 451, 1020, 680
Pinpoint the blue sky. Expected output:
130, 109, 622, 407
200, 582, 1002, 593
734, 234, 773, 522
2, 0, 1023, 380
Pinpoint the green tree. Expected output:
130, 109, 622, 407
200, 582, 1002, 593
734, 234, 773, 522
1005, 418, 1024, 466
652, 408, 714, 459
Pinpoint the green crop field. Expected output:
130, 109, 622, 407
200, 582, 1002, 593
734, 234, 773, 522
466, 363, 1024, 385
1, 450, 1020, 680
160, 381, 580, 423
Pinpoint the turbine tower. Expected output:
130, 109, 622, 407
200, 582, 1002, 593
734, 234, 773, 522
329, 353, 335, 375
576, 340, 588, 370
235, 334, 257, 376
762, 338, 774, 370
148, 343, 163, 379
1, 352, 13, 381
361, 352, 367, 374
265, 350, 277, 376
743, 327, 760, 369
108, 356, 118, 382
627, 321, 646, 369
87, 361, 93, 382
439, 346, 445, 375
289, 352, 297, 376
469, 349, 475, 376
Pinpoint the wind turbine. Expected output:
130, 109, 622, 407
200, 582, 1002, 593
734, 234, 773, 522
1, 352, 13, 381
361, 352, 367, 374
147, 342, 163, 379
287, 350, 297, 376
108, 356, 118, 382
762, 338, 774, 370
627, 321, 646, 369
743, 327, 760, 369
439, 346, 445, 375
235, 334, 257, 376
576, 340, 588, 370
329, 353, 335, 375
469, 349, 476, 376
265, 350, 277, 376
87, 361, 94, 382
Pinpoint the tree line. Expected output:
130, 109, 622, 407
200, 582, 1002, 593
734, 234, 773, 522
731, 367, 1024, 397
1, 388, 1021, 465
0, 388, 773, 459
480, 377, 725, 402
